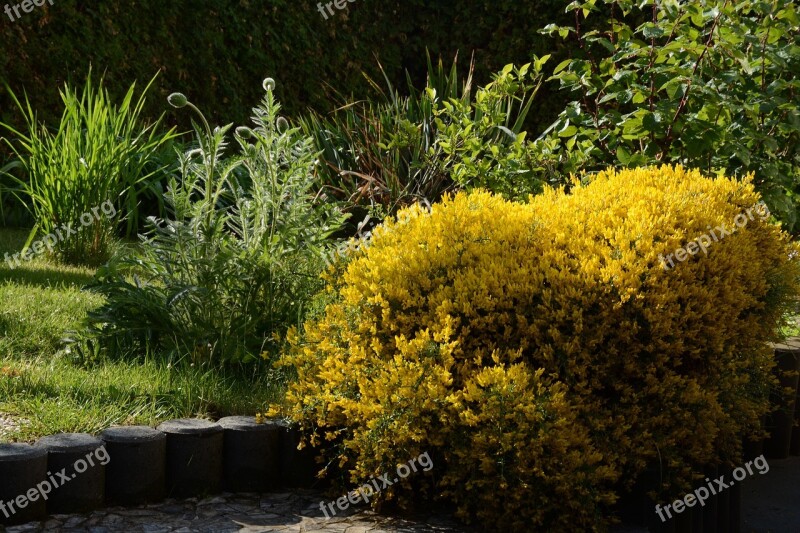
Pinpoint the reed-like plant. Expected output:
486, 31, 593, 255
0, 72, 178, 265
299, 54, 467, 218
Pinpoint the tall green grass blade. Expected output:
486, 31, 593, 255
0, 71, 178, 265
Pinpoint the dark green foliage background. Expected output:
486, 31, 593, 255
0, 0, 570, 130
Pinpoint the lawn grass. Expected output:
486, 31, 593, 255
0, 228, 285, 442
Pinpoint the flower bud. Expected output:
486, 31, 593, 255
263, 78, 276, 92
167, 92, 188, 108
276, 117, 289, 132
235, 126, 254, 139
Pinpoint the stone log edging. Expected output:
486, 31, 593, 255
34, 433, 106, 514
0, 443, 48, 524
765, 339, 800, 459
157, 418, 224, 498
0, 417, 316, 526
218, 416, 280, 493
100, 425, 166, 505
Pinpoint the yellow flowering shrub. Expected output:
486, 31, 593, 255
526, 166, 799, 484
445, 362, 617, 530
276, 165, 800, 529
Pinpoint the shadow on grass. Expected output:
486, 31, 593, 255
0, 264, 96, 288
0, 227, 97, 288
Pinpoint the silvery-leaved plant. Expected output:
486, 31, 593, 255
86, 79, 348, 365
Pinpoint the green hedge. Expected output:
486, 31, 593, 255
0, 0, 570, 131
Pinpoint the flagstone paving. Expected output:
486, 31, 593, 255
1, 490, 473, 533
3, 457, 798, 532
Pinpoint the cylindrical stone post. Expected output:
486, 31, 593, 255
716, 466, 731, 532
157, 419, 223, 498
0, 443, 48, 525
633, 466, 660, 530
729, 475, 742, 533
702, 465, 718, 532
742, 417, 765, 462
218, 416, 281, 492
675, 509, 692, 533
34, 433, 106, 514
100, 426, 166, 505
691, 501, 704, 533
274, 419, 321, 488
764, 341, 800, 459
791, 383, 800, 456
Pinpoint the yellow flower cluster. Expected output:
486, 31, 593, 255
275, 166, 800, 529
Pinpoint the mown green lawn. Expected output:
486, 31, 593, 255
0, 228, 284, 442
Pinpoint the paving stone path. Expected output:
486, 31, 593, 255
2, 490, 473, 533
3, 458, 798, 532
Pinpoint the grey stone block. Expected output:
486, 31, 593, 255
218, 416, 281, 492
34, 433, 106, 514
101, 426, 166, 505
0, 443, 48, 525
271, 419, 322, 488
157, 419, 223, 498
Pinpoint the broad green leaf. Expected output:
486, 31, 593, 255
638, 113, 654, 133
642, 24, 665, 39
617, 145, 631, 165
553, 59, 572, 75
559, 125, 578, 137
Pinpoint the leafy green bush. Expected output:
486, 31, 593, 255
431, 58, 552, 198
538, 0, 800, 230
0, 73, 177, 264
301, 56, 549, 220
85, 79, 347, 365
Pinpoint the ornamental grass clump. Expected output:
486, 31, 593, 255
279, 165, 800, 530
0, 72, 177, 265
